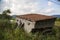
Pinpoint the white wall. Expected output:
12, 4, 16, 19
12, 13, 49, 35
16, 18, 36, 33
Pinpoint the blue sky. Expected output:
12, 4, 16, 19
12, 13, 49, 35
0, 0, 60, 15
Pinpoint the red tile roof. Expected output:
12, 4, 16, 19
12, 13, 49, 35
16, 14, 56, 22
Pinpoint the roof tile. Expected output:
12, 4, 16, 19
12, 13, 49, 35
16, 14, 56, 21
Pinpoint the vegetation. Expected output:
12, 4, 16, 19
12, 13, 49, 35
55, 18, 60, 26
0, 9, 60, 40
0, 9, 12, 20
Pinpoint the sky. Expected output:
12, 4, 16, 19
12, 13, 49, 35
0, 0, 60, 15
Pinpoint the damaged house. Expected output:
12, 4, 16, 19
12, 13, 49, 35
16, 14, 56, 33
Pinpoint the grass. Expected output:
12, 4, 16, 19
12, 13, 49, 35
0, 19, 60, 40
55, 21, 60, 26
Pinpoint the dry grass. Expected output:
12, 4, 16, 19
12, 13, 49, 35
55, 21, 60, 27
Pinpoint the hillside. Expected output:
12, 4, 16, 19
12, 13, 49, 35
53, 15, 60, 18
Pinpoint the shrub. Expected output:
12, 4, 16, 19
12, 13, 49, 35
0, 19, 60, 40
0, 20, 12, 30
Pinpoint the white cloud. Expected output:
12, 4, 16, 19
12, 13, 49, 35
48, 1, 53, 6
9, 0, 39, 15
1, 0, 59, 15
40, 7, 54, 13
0, 0, 41, 15
44, 8, 54, 13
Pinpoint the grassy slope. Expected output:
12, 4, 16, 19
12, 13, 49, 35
55, 21, 60, 27
0, 19, 60, 40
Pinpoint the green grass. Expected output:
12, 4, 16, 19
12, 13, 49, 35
0, 19, 60, 40
55, 21, 60, 26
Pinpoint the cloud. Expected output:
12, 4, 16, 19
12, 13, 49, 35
44, 8, 54, 13
0, 0, 47, 15
0, 0, 58, 15
48, 1, 53, 6
3, 0, 39, 15
0, 0, 11, 12
39, 7, 55, 14
1, 0, 45, 15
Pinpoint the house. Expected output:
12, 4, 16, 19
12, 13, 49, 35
16, 14, 56, 33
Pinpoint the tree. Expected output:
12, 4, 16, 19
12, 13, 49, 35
2, 9, 12, 20
0, 14, 2, 18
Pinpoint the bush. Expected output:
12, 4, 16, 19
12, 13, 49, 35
0, 20, 12, 30
56, 18, 60, 21
0, 19, 60, 40
0, 19, 16, 40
